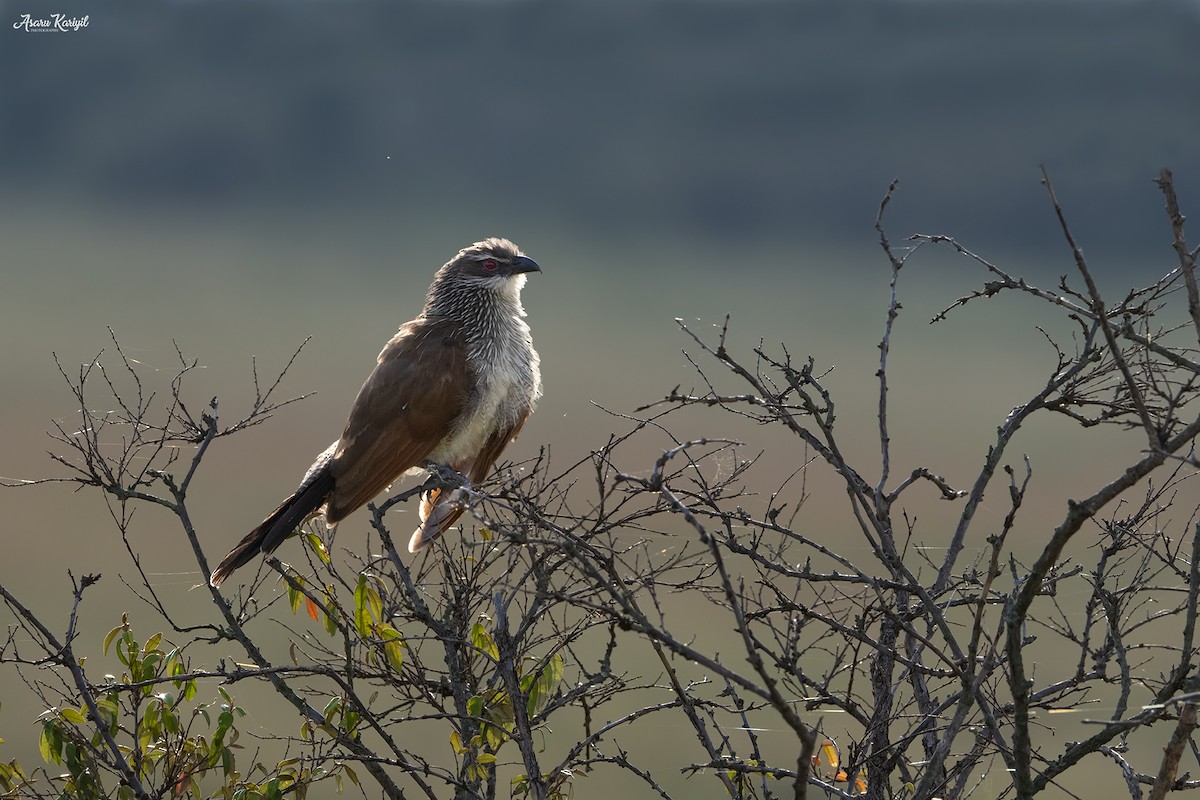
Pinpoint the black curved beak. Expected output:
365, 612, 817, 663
510, 255, 542, 275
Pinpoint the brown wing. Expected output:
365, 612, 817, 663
408, 411, 531, 552
326, 317, 470, 522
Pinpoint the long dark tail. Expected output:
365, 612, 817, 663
209, 467, 335, 588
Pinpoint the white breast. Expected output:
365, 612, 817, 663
423, 316, 540, 471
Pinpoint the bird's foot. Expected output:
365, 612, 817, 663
421, 462, 471, 492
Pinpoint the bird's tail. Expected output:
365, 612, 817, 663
407, 486, 469, 553
210, 467, 335, 588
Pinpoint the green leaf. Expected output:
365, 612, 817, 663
342, 763, 359, 787
353, 574, 372, 638
162, 707, 180, 735
470, 622, 499, 662
114, 635, 132, 668
98, 694, 120, 735
141, 652, 163, 678
39, 722, 62, 765
323, 600, 338, 636
63, 741, 80, 775
214, 710, 235, 744
527, 653, 564, 716
143, 632, 163, 655
288, 579, 303, 615
143, 701, 161, 736
322, 697, 341, 724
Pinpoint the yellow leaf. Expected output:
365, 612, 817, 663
305, 532, 331, 564
470, 622, 499, 662
821, 739, 839, 769
102, 624, 124, 656
60, 708, 86, 725
378, 624, 404, 672
353, 574, 372, 638
366, 585, 383, 627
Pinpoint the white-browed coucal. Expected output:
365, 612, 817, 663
209, 238, 541, 587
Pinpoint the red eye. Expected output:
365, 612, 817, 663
482, 258, 498, 271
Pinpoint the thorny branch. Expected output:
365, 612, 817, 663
3, 172, 1200, 800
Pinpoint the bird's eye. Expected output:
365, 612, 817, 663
482, 258, 498, 271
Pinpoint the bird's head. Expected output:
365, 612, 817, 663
426, 238, 541, 314
452, 238, 541, 283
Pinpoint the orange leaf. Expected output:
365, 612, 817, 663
305, 597, 320, 621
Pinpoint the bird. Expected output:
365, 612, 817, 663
209, 238, 542, 588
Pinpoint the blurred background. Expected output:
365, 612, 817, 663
2, 0, 1199, 796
